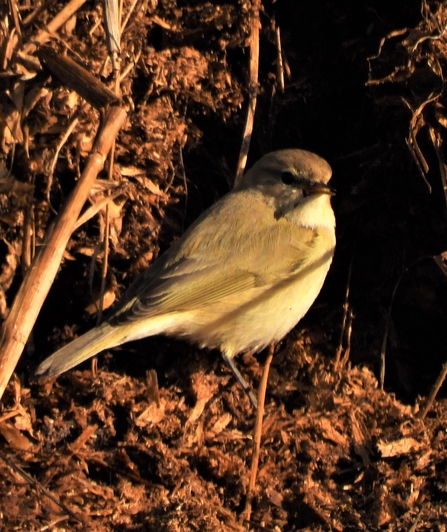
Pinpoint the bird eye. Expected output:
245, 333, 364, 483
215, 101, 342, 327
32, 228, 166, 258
281, 171, 296, 185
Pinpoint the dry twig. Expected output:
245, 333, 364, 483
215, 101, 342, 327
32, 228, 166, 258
418, 362, 447, 419
0, 105, 127, 400
0, 453, 84, 524
243, 343, 274, 527
235, 0, 261, 186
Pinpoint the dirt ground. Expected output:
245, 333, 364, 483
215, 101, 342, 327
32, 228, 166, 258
1, 0, 447, 530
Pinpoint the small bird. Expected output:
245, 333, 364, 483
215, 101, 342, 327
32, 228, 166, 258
36, 149, 336, 406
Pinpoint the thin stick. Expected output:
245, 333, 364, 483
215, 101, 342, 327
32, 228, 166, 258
96, 112, 119, 326
0, 453, 85, 524
0, 105, 127, 400
96, 4, 122, 332
334, 260, 353, 369
243, 343, 274, 526
22, 0, 88, 53
418, 362, 447, 419
235, 0, 261, 187
22, 0, 58, 27
275, 25, 284, 93
379, 256, 430, 390
8, 0, 22, 41
339, 309, 353, 369
74, 189, 124, 231
47, 112, 80, 208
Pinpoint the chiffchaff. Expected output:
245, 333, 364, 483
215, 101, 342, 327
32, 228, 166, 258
36, 150, 336, 406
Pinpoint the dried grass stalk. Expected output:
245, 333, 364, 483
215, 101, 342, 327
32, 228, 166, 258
0, 105, 127, 400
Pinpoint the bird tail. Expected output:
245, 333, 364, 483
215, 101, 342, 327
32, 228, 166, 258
35, 322, 119, 377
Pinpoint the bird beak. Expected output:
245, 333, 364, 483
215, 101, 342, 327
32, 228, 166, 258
303, 183, 336, 197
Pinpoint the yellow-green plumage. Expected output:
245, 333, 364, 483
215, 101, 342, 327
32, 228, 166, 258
36, 149, 336, 385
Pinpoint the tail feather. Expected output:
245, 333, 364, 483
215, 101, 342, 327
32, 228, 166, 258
35, 322, 118, 377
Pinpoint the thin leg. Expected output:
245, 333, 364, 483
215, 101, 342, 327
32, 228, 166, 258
222, 354, 258, 408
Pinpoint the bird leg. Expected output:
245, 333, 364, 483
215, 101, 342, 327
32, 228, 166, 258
221, 354, 258, 408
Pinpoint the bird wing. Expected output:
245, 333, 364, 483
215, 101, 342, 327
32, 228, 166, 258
111, 189, 327, 324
